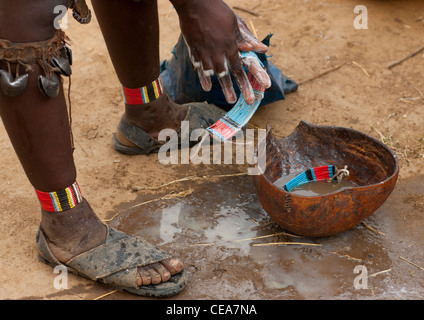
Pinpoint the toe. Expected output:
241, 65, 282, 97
162, 258, 184, 275
138, 267, 153, 286
136, 258, 183, 287
146, 266, 162, 285
152, 262, 171, 282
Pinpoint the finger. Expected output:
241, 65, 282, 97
218, 73, 237, 104
236, 15, 268, 53
236, 30, 254, 52
233, 68, 255, 105
235, 16, 254, 51
198, 50, 214, 73
212, 53, 237, 104
227, 51, 255, 105
237, 40, 255, 52
241, 54, 271, 89
183, 36, 202, 70
198, 52, 214, 91
190, 49, 202, 70
238, 28, 268, 53
212, 50, 230, 78
197, 69, 212, 91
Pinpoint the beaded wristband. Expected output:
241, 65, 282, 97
35, 181, 83, 212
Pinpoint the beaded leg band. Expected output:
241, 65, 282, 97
35, 181, 83, 212
122, 76, 164, 105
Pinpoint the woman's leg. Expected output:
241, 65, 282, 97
91, 0, 188, 142
0, 0, 108, 262
0, 0, 182, 287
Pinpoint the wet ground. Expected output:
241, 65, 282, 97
103, 172, 424, 300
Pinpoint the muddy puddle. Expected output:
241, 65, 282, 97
107, 174, 424, 300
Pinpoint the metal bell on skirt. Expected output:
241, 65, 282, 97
0, 69, 29, 97
38, 72, 61, 98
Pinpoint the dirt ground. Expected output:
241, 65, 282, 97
0, 0, 423, 300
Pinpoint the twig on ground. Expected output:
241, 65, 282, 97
387, 45, 424, 69
102, 189, 193, 222
132, 172, 247, 191
399, 97, 420, 104
361, 221, 385, 236
318, 249, 364, 262
298, 63, 346, 85
93, 289, 118, 300
250, 221, 273, 231
188, 243, 215, 247
367, 269, 391, 279
399, 256, 424, 271
352, 61, 370, 77
253, 242, 322, 247
413, 86, 424, 101
233, 6, 260, 17
234, 232, 304, 242
370, 125, 387, 143
249, 20, 259, 39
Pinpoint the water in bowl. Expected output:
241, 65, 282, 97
273, 172, 358, 196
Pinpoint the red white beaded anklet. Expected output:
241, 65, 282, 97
122, 76, 164, 105
35, 181, 83, 212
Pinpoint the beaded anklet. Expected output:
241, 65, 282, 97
122, 76, 164, 105
35, 181, 82, 212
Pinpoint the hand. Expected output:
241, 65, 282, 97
171, 0, 271, 105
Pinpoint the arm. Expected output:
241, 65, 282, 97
170, 0, 271, 105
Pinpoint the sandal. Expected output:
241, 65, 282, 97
36, 225, 188, 298
112, 102, 225, 155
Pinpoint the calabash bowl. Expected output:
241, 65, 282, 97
251, 120, 399, 237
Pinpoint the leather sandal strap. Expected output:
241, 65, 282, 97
117, 116, 160, 150
36, 226, 172, 289
65, 228, 172, 281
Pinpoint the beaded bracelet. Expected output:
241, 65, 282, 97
282, 165, 336, 192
